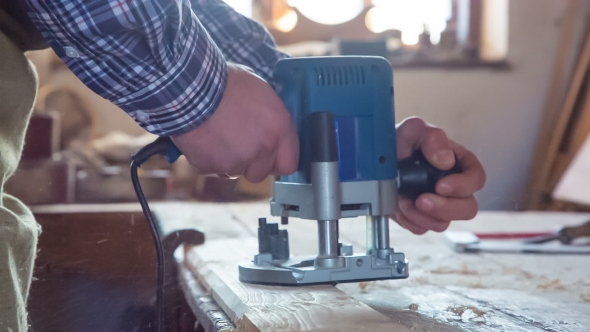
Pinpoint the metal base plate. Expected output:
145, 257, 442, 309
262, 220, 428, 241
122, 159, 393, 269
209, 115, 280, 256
238, 253, 409, 286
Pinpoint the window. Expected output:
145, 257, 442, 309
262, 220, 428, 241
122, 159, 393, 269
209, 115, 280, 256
225, 0, 509, 69
366, 0, 452, 45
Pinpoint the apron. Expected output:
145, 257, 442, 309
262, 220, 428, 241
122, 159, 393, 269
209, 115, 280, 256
0, 4, 47, 330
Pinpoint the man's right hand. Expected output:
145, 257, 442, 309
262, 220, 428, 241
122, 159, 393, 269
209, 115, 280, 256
171, 63, 300, 183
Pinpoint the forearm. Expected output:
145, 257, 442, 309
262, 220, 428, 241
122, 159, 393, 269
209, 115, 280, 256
191, 0, 288, 86
24, 0, 228, 136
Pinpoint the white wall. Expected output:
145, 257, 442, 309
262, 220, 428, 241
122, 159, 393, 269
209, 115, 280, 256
393, 0, 571, 210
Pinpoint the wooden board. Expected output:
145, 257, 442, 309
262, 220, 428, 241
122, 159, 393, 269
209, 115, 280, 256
553, 132, 590, 205
155, 202, 590, 331
526, 0, 590, 210
184, 237, 412, 331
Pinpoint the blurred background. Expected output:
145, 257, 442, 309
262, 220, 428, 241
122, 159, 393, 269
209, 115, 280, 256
18, 0, 590, 213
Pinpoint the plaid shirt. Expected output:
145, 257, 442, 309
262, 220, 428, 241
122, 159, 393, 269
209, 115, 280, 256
24, 0, 288, 136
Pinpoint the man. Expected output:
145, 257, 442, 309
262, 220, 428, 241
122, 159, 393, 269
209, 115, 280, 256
0, 0, 485, 330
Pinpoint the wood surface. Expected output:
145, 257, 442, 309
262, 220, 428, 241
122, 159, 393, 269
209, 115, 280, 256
29, 203, 201, 331
184, 238, 410, 332
153, 202, 590, 332
178, 262, 235, 332
28, 203, 157, 332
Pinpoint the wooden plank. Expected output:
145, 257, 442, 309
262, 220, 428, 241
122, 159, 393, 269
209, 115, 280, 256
547, 82, 590, 194
526, 0, 589, 209
185, 238, 413, 332
177, 262, 235, 332
553, 133, 590, 205
169, 202, 590, 331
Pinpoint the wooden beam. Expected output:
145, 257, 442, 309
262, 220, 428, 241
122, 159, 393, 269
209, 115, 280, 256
184, 238, 412, 332
178, 262, 235, 332
526, 0, 589, 209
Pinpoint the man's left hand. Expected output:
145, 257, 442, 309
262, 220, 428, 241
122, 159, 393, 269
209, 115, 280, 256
392, 117, 486, 234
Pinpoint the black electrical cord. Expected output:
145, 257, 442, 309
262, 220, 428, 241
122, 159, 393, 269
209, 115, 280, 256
130, 136, 182, 332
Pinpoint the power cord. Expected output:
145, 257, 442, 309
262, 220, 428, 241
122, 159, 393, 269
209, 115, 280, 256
130, 136, 182, 332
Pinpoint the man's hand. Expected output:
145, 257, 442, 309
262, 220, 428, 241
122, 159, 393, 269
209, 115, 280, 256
171, 63, 299, 183
392, 117, 486, 234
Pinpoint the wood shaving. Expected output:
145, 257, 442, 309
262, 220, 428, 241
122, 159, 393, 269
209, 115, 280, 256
446, 305, 491, 318
408, 303, 419, 311
430, 264, 479, 275
537, 278, 565, 290
468, 280, 486, 289
358, 282, 369, 291
502, 266, 534, 279
414, 276, 429, 285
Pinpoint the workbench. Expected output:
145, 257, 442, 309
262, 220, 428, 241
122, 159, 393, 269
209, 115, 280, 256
152, 202, 590, 332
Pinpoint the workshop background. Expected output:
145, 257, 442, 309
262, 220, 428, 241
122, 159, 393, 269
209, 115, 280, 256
19, 0, 590, 212
11, 0, 590, 331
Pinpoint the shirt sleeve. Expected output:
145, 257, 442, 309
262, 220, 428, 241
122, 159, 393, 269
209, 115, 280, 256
24, 0, 229, 136
190, 0, 289, 86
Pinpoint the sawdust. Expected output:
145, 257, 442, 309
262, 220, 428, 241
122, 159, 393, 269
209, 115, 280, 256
580, 292, 590, 303
537, 278, 566, 291
359, 282, 369, 292
502, 266, 535, 279
446, 305, 491, 319
413, 276, 429, 285
467, 280, 486, 289
430, 264, 479, 275
408, 303, 419, 311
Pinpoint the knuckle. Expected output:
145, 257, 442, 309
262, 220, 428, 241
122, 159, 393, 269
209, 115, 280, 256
425, 127, 447, 144
397, 117, 426, 138
478, 170, 487, 191
414, 228, 427, 235
432, 221, 451, 233
464, 199, 479, 220
259, 137, 276, 153
274, 110, 293, 131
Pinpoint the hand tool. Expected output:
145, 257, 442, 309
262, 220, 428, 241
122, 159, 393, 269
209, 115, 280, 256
444, 230, 590, 255
237, 56, 461, 285
522, 220, 590, 244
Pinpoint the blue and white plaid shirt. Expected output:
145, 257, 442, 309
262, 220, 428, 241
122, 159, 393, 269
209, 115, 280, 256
24, 0, 288, 136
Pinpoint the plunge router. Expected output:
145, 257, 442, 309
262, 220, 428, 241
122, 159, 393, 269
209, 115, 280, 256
238, 56, 460, 286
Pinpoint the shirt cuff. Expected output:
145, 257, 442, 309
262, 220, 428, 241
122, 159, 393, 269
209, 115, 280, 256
119, 42, 228, 137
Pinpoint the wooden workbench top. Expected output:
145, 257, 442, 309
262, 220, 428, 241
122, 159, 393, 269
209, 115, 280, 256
153, 202, 590, 332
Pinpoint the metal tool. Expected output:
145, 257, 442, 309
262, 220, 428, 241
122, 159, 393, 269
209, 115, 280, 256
238, 56, 461, 285
444, 230, 590, 255
523, 220, 590, 244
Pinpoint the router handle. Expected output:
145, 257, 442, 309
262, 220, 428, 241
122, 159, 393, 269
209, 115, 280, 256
397, 150, 462, 200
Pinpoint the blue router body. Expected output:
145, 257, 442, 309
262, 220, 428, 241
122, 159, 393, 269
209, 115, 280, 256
272, 56, 398, 184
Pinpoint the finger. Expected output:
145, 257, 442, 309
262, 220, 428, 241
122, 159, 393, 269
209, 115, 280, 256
395, 117, 427, 159
415, 193, 479, 221
392, 210, 428, 235
419, 127, 455, 171
396, 117, 455, 170
398, 199, 451, 232
273, 122, 299, 175
243, 150, 277, 183
435, 143, 486, 197
195, 153, 246, 176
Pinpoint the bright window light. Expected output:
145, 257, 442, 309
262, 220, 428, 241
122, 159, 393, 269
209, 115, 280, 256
275, 9, 299, 32
288, 0, 364, 25
367, 0, 451, 45
222, 0, 252, 18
